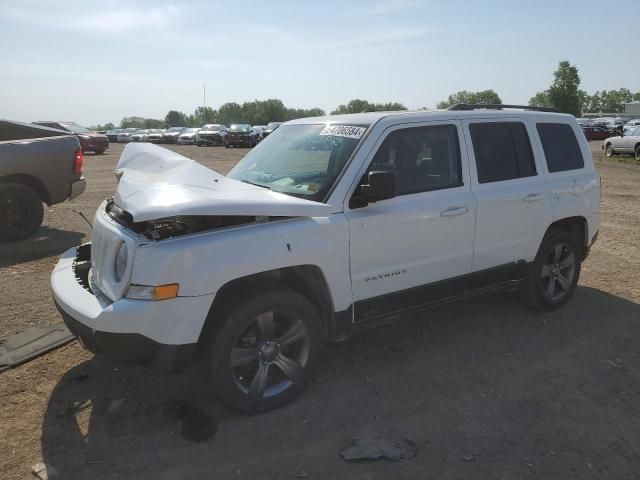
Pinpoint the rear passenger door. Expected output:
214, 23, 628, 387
463, 119, 553, 281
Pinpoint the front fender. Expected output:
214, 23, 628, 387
130, 215, 353, 312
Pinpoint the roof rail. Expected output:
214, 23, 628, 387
447, 104, 560, 113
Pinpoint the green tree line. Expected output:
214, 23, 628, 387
89, 67, 640, 131
529, 60, 640, 116
91, 98, 410, 131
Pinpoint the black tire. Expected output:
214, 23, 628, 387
605, 144, 615, 157
520, 229, 581, 311
635, 145, 640, 162
224, 142, 230, 148
204, 289, 324, 414
0, 183, 44, 241
94, 149, 105, 155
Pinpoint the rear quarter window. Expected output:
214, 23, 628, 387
536, 123, 584, 172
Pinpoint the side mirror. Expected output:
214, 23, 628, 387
360, 171, 397, 202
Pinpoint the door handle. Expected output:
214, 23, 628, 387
440, 206, 468, 217
522, 192, 544, 203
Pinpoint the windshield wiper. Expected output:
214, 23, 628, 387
240, 179, 271, 190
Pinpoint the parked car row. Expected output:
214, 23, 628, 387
106, 122, 284, 148
578, 117, 640, 142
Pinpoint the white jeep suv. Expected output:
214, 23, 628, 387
51, 105, 600, 413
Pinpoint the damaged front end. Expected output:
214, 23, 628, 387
106, 201, 268, 240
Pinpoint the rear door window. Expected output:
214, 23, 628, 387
536, 123, 584, 172
469, 122, 536, 183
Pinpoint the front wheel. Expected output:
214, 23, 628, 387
520, 229, 581, 311
605, 144, 615, 157
635, 145, 640, 161
205, 289, 324, 413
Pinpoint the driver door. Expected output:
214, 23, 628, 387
345, 121, 476, 322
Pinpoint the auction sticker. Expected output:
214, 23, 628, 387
319, 125, 366, 139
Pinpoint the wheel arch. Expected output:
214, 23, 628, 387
197, 264, 337, 348
0, 174, 51, 204
543, 216, 588, 257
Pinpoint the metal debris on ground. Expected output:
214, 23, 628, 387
340, 438, 416, 462
0, 325, 74, 372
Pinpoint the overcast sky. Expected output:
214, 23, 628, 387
1, 0, 639, 126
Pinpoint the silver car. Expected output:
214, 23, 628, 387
117, 128, 139, 143
603, 127, 640, 160
177, 128, 200, 145
130, 129, 149, 142
145, 129, 165, 143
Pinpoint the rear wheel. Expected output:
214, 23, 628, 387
0, 183, 44, 241
520, 229, 581, 311
204, 289, 324, 413
635, 145, 640, 161
605, 144, 615, 157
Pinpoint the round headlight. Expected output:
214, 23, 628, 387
115, 242, 128, 281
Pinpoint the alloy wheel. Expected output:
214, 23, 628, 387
229, 310, 309, 402
540, 242, 576, 302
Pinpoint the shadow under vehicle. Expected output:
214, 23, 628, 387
41, 286, 640, 478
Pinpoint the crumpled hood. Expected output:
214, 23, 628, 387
113, 142, 332, 222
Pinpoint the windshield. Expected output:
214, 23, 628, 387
182, 128, 199, 133
202, 125, 223, 131
60, 122, 91, 133
230, 124, 250, 132
227, 123, 368, 202
167, 127, 184, 132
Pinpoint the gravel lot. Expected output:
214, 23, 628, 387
1, 142, 639, 479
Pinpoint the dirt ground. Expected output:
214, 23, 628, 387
1, 142, 639, 479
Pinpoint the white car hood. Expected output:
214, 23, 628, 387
113, 143, 332, 222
